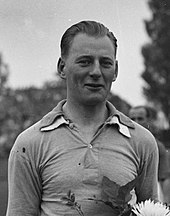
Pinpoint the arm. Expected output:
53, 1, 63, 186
157, 140, 169, 181
135, 144, 159, 202
6, 138, 42, 216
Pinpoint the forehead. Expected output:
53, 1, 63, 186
69, 33, 116, 57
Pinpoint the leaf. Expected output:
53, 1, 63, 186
102, 176, 120, 199
117, 177, 138, 203
70, 193, 75, 202
102, 176, 138, 205
67, 189, 71, 197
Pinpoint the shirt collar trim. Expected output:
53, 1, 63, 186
39, 100, 135, 136
40, 116, 69, 131
106, 115, 131, 138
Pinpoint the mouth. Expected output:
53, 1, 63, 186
85, 83, 103, 90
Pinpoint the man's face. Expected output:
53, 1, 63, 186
59, 33, 118, 106
129, 107, 148, 128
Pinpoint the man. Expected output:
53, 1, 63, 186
128, 106, 150, 128
6, 21, 158, 216
129, 105, 169, 202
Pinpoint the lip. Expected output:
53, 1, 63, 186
85, 83, 103, 87
85, 83, 103, 90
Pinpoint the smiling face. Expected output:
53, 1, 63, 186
58, 33, 118, 106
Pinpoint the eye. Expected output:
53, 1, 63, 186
77, 59, 92, 67
100, 59, 113, 68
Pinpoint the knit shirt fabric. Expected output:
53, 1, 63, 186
6, 100, 158, 216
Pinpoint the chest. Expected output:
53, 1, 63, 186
38, 127, 139, 192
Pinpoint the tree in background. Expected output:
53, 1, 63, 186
0, 66, 132, 157
0, 74, 67, 157
0, 53, 9, 96
141, 0, 170, 126
107, 92, 131, 116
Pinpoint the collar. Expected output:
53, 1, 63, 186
40, 100, 66, 129
40, 115, 69, 131
40, 100, 135, 138
106, 115, 131, 138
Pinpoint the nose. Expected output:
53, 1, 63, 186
90, 60, 101, 78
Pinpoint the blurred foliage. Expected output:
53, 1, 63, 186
0, 65, 131, 157
141, 0, 170, 125
107, 92, 131, 116
0, 53, 9, 96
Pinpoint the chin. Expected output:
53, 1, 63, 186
82, 96, 106, 106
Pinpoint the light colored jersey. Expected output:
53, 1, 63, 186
6, 100, 158, 216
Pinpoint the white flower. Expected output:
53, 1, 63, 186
132, 199, 170, 216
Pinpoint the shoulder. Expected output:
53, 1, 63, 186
116, 109, 158, 153
12, 100, 66, 152
10, 120, 43, 158
10, 100, 67, 159
129, 120, 158, 161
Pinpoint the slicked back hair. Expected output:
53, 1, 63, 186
60, 20, 118, 59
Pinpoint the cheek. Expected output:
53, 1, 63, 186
68, 70, 86, 85
104, 73, 115, 85
66, 72, 82, 89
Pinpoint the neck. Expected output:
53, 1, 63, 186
63, 100, 108, 127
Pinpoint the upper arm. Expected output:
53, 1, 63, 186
6, 144, 42, 215
135, 144, 159, 202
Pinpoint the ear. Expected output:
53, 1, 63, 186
57, 57, 66, 79
112, 60, 118, 82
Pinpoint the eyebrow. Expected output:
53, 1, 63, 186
76, 55, 92, 60
76, 55, 114, 61
101, 56, 114, 62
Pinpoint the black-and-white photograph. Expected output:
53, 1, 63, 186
0, 0, 170, 215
